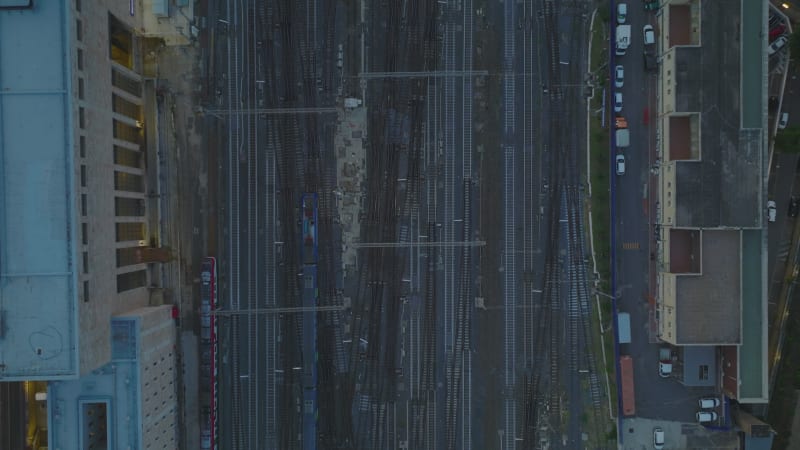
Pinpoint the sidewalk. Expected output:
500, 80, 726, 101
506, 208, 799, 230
153, 39, 207, 450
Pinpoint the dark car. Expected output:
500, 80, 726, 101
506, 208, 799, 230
644, 50, 657, 71
789, 197, 799, 218
770, 23, 787, 42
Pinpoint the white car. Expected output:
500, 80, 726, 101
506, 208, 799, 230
643, 24, 655, 45
768, 200, 777, 222
696, 411, 718, 423
617, 3, 627, 24
653, 427, 665, 450
769, 35, 788, 56
779, 112, 789, 129
614, 65, 625, 88
616, 154, 626, 175
698, 397, 720, 409
614, 92, 623, 113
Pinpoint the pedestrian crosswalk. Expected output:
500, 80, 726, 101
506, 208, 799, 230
622, 242, 640, 250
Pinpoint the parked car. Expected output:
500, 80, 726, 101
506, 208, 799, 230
644, 50, 657, 71
788, 197, 799, 218
616, 154, 626, 175
617, 3, 628, 23
615, 65, 625, 88
614, 92, 623, 113
643, 0, 659, 11
779, 112, 789, 129
768, 200, 777, 222
653, 427, 665, 449
643, 24, 655, 45
698, 398, 720, 409
768, 35, 788, 56
696, 411, 718, 423
770, 23, 787, 41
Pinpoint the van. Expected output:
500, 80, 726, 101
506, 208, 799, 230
617, 3, 627, 24
768, 200, 777, 222
653, 427, 665, 450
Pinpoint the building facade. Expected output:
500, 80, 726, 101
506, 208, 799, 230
0, 0, 193, 447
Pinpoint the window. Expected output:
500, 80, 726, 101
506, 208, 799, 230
82, 222, 88, 245
109, 14, 134, 69
114, 145, 142, 168
75, 0, 81, 11
699, 365, 709, 381
116, 247, 141, 267
114, 171, 144, 193
76, 19, 83, 41
112, 94, 142, 120
79, 107, 85, 129
81, 194, 87, 216
116, 222, 145, 242
117, 269, 147, 292
115, 197, 145, 216
81, 402, 108, 445
80, 165, 87, 187
83, 280, 89, 302
111, 69, 142, 97
79, 135, 86, 157
77, 48, 83, 71
82, 251, 89, 274
78, 77, 84, 100
113, 119, 141, 145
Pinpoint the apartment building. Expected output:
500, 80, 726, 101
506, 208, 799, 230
654, 0, 769, 403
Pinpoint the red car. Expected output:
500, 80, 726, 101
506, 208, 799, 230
770, 23, 786, 42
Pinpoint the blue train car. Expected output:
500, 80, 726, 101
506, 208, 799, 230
301, 265, 319, 389
301, 193, 319, 265
300, 193, 319, 450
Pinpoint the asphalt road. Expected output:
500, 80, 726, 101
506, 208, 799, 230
767, 153, 800, 302
607, 4, 750, 442
611, 0, 702, 426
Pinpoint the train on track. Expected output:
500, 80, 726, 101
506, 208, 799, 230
200, 257, 219, 450
301, 193, 319, 450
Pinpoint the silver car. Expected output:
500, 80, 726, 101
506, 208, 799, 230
768, 35, 788, 56
614, 65, 624, 88
614, 92, 623, 113
698, 397, 720, 409
616, 154, 626, 175
696, 411, 718, 423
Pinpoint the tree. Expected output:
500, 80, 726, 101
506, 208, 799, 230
775, 126, 800, 153
790, 29, 800, 58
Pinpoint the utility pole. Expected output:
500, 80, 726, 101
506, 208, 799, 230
211, 305, 345, 316
352, 240, 486, 248
201, 106, 337, 116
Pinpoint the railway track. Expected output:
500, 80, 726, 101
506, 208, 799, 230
559, 1, 606, 441
341, 0, 444, 448
225, 0, 244, 445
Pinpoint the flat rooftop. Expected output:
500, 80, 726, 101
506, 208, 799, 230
739, 229, 766, 400
672, 0, 762, 228
675, 229, 741, 344
0, 1, 78, 379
